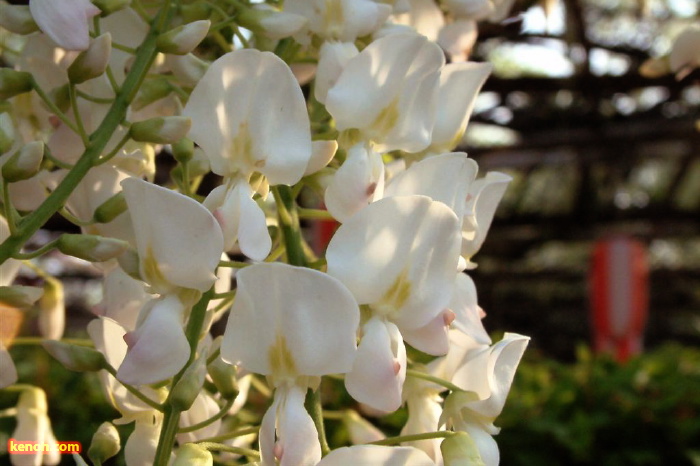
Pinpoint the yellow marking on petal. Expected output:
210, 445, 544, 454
375, 268, 412, 318
372, 98, 400, 139
143, 245, 167, 290
324, 0, 344, 39
268, 334, 297, 378
230, 121, 256, 171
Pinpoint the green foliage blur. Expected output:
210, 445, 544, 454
498, 344, 700, 466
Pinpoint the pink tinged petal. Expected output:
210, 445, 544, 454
317, 445, 434, 466
259, 391, 280, 466
345, 318, 406, 412
117, 295, 190, 385
221, 263, 359, 377
430, 62, 492, 152
385, 152, 478, 219
462, 172, 511, 264
121, 177, 223, 293
324, 143, 385, 222
401, 309, 452, 356
452, 333, 529, 419
326, 33, 444, 152
276, 385, 322, 466
183, 49, 312, 185
450, 273, 491, 345
327, 195, 460, 330
0, 342, 17, 389
315, 41, 359, 104
29, 0, 100, 50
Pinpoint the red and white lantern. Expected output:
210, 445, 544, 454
589, 237, 649, 362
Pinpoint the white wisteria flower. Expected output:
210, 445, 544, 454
327, 195, 461, 411
221, 263, 359, 466
29, 0, 101, 51
183, 49, 312, 260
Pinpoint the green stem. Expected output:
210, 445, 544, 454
406, 369, 464, 393
68, 84, 90, 146
153, 287, 213, 466
198, 426, 259, 444
197, 442, 260, 458
76, 90, 114, 104
305, 388, 330, 455
96, 130, 131, 165
178, 398, 234, 434
104, 364, 164, 411
31, 80, 80, 134
271, 185, 306, 267
0, 5, 168, 266
297, 208, 334, 220
219, 260, 249, 268
2, 181, 19, 235
11, 337, 93, 347
11, 238, 59, 259
369, 431, 457, 446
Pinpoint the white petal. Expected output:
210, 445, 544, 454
401, 395, 443, 461
29, 0, 100, 50
236, 182, 272, 261
345, 318, 406, 412
392, 0, 445, 41
277, 385, 322, 466
317, 445, 434, 466
183, 49, 312, 185
304, 140, 338, 176
462, 172, 511, 263
122, 177, 223, 293
327, 195, 460, 329
401, 310, 451, 356
177, 392, 222, 444
324, 143, 384, 222
0, 216, 21, 286
259, 391, 280, 466
98, 267, 149, 331
450, 273, 491, 345
462, 423, 500, 466
125, 414, 162, 466
430, 62, 492, 152
326, 33, 443, 152
437, 20, 478, 63
384, 152, 478, 219
221, 263, 359, 377
117, 295, 190, 385
315, 41, 359, 104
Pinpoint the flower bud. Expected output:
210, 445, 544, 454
38, 277, 65, 340
440, 431, 485, 466
0, 112, 16, 155
157, 20, 210, 55
56, 233, 129, 262
117, 248, 142, 280
68, 33, 112, 84
166, 53, 209, 87
92, 0, 131, 16
0, 68, 34, 100
132, 77, 172, 110
172, 137, 194, 164
180, 2, 212, 23
130, 116, 192, 144
1, 141, 43, 182
170, 355, 206, 411
49, 83, 72, 113
42, 340, 107, 372
88, 422, 121, 464
93, 192, 127, 224
236, 7, 307, 40
0, 3, 39, 35
0, 285, 43, 309
207, 356, 238, 399
173, 443, 213, 466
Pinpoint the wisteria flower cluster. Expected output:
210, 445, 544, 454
0, 1, 530, 465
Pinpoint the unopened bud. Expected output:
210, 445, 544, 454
0, 285, 43, 309
2, 141, 44, 182
166, 53, 209, 87
88, 422, 121, 464
17, 386, 48, 412
132, 77, 172, 110
237, 7, 307, 40
38, 278, 65, 340
42, 340, 107, 372
49, 83, 71, 113
0, 68, 34, 100
93, 192, 127, 223
130, 116, 191, 144
56, 234, 129, 262
172, 137, 194, 164
157, 20, 210, 55
0, 112, 15, 155
92, 0, 131, 16
207, 356, 238, 399
117, 248, 141, 280
173, 443, 213, 466
0, 4, 39, 35
170, 355, 206, 411
440, 431, 486, 466
180, 2, 212, 23
68, 33, 112, 84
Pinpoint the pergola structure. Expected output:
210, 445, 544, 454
461, 0, 699, 358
